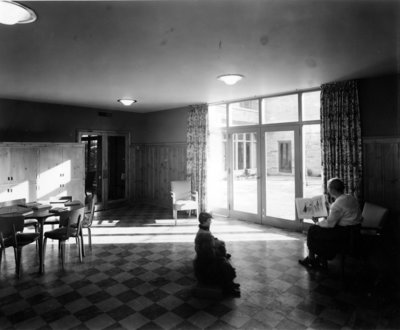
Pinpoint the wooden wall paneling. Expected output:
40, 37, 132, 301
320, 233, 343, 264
393, 142, 400, 213
363, 138, 400, 214
383, 142, 400, 213
160, 145, 169, 206
134, 143, 186, 208
130, 144, 144, 202
364, 141, 381, 205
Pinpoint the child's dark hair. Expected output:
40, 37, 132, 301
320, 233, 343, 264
198, 212, 213, 224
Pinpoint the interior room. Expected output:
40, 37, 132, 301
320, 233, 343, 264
0, 0, 399, 329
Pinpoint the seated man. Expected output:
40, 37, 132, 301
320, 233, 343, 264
193, 212, 240, 297
299, 177, 362, 269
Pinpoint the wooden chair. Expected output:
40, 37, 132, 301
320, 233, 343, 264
43, 206, 85, 270
80, 194, 97, 256
171, 180, 198, 225
44, 196, 74, 228
0, 214, 39, 277
360, 202, 389, 236
340, 202, 389, 278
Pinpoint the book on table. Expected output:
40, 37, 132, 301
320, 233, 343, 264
49, 207, 68, 213
64, 200, 82, 206
295, 195, 328, 219
32, 204, 52, 210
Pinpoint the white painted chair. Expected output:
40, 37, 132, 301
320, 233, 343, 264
171, 180, 198, 225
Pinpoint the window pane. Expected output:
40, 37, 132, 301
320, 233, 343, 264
303, 124, 322, 198
209, 104, 227, 128
302, 91, 321, 121
262, 94, 298, 124
265, 130, 295, 220
232, 132, 258, 214
229, 100, 259, 127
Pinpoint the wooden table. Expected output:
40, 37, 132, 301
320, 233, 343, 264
24, 204, 83, 274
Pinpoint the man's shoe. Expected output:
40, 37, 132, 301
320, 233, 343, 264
298, 256, 317, 268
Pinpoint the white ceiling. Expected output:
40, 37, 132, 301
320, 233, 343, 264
0, 0, 398, 113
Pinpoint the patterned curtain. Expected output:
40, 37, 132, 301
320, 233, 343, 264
321, 80, 363, 201
186, 104, 208, 211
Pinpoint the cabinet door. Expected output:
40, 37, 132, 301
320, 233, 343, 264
61, 145, 85, 202
10, 147, 38, 183
61, 145, 85, 181
65, 179, 85, 203
0, 184, 13, 202
0, 148, 11, 185
0, 181, 34, 202
37, 146, 63, 200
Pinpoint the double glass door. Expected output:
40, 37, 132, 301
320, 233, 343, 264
211, 126, 301, 229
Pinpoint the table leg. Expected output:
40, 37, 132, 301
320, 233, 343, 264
38, 220, 44, 274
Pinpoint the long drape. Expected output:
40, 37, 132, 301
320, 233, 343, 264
186, 104, 208, 212
321, 80, 363, 201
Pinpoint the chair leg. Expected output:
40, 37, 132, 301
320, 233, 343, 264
13, 247, 18, 266
80, 230, 85, 257
88, 227, 92, 250
60, 241, 65, 270
43, 237, 47, 272
14, 247, 22, 278
77, 237, 83, 263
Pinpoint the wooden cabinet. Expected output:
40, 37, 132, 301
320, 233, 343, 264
0, 143, 85, 204
0, 146, 38, 202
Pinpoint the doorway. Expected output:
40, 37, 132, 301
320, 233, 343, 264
78, 131, 129, 209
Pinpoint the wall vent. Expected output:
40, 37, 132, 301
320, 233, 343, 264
98, 111, 112, 117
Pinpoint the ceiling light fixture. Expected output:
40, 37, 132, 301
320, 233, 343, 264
118, 99, 137, 106
0, 0, 37, 25
217, 74, 244, 85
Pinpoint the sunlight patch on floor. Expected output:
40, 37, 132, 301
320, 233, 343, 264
88, 229, 298, 244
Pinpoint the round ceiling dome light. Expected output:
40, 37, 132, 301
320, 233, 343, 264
118, 99, 137, 106
0, 0, 37, 25
217, 74, 244, 85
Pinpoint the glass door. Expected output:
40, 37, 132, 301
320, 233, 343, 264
262, 127, 301, 230
228, 128, 261, 223
78, 130, 129, 209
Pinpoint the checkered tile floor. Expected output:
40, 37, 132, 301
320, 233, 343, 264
0, 204, 399, 329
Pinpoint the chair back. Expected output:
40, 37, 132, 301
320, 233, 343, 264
0, 214, 25, 236
361, 202, 389, 229
0, 214, 24, 246
171, 181, 191, 200
62, 206, 85, 237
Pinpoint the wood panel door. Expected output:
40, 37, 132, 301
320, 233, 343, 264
0, 147, 11, 185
